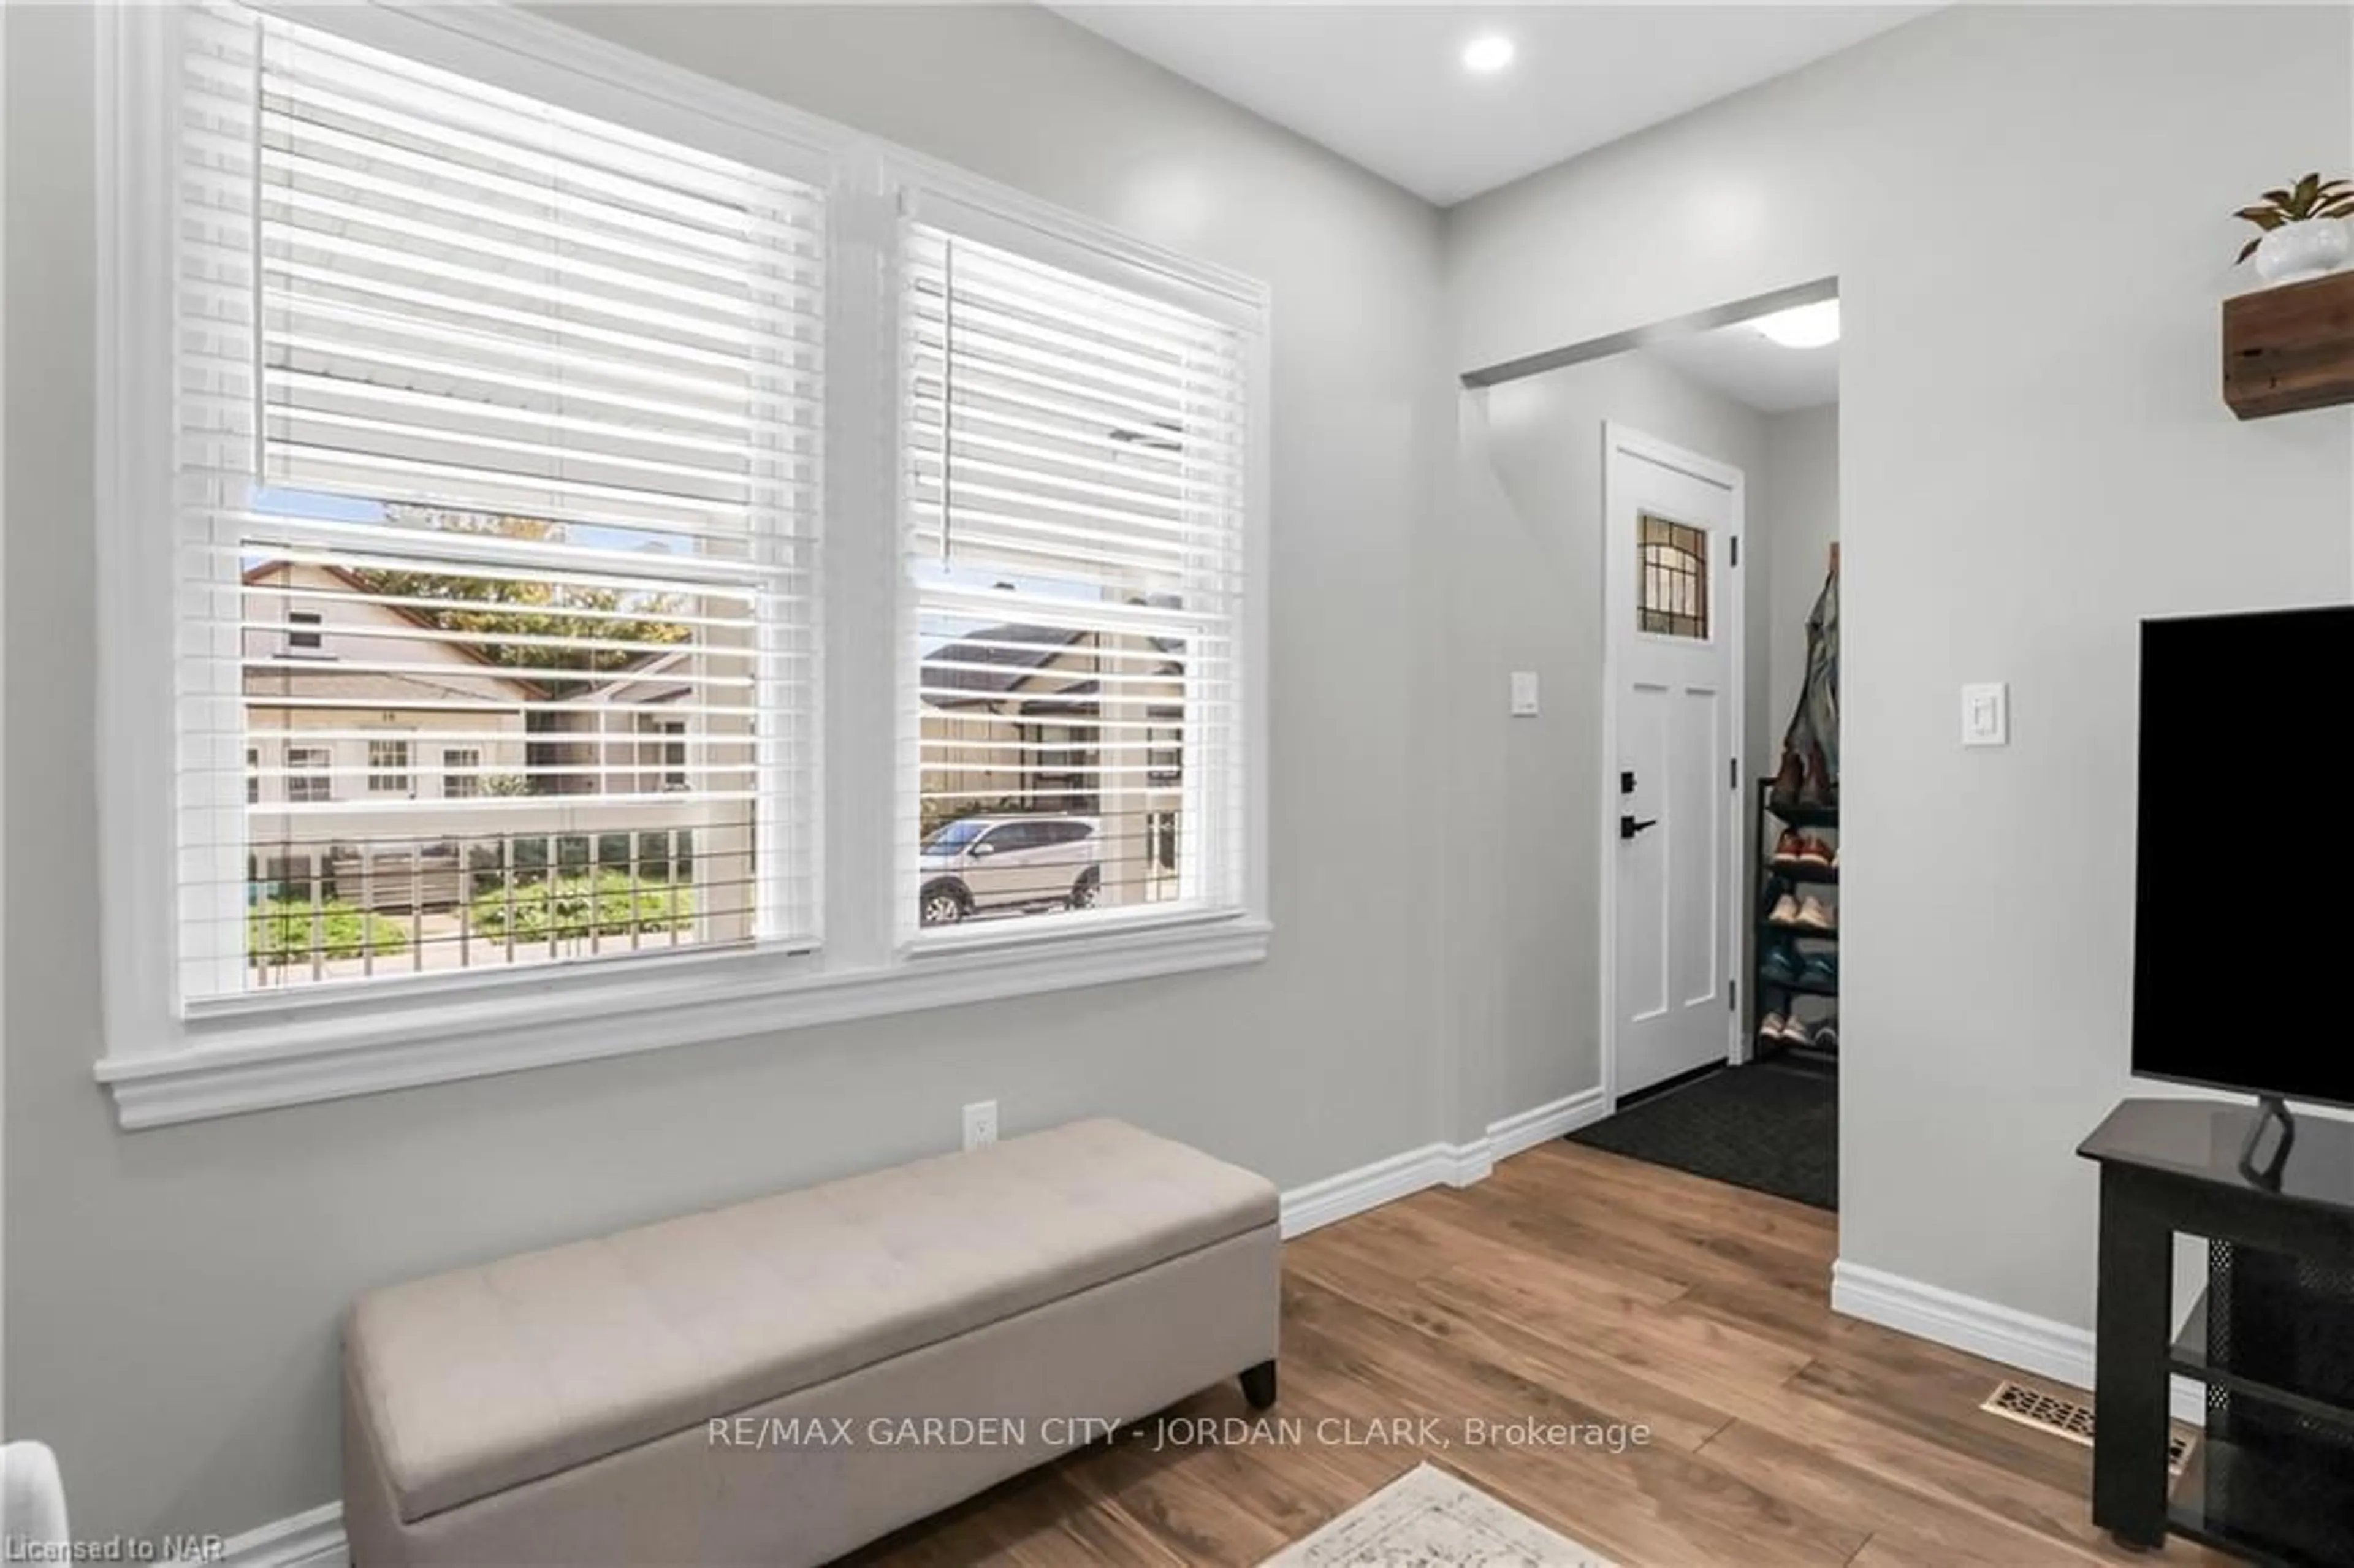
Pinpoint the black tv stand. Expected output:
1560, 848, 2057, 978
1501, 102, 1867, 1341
2080, 1099, 2354, 1566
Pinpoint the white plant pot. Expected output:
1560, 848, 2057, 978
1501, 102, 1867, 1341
2252, 218, 2350, 287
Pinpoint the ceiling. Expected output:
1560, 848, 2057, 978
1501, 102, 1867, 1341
1054, 6, 1930, 206
1643, 313, 1838, 413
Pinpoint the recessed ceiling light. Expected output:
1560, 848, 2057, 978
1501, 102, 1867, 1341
1753, 300, 1840, 349
1461, 34, 1516, 75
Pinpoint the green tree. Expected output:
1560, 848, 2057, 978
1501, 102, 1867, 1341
353, 509, 690, 693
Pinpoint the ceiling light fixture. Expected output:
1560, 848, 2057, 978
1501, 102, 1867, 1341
1461, 34, 1517, 74
1753, 300, 1841, 349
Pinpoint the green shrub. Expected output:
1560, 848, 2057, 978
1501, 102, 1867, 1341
470, 871, 693, 943
248, 899, 411, 965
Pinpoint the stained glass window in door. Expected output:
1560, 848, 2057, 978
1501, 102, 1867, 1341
1638, 514, 1710, 639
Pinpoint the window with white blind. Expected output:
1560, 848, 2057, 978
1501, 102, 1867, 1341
97, 2, 1267, 1125
171, 2, 821, 1003
902, 218, 1250, 937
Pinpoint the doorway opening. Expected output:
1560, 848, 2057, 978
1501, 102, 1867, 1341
1528, 288, 1843, 1210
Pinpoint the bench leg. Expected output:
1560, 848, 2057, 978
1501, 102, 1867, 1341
1240, 1359, 1278, 1410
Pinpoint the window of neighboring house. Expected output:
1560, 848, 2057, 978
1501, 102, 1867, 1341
905, 218, 1254, 937
442, 749, 482, 801
660, 721, 688, 791
1146, 723, 1182, 785
368, 738, 413, 795
1039, 725, 1087, 778
285, 611, 324, 655
285, 747, 333, 805
246, 747, 261, 805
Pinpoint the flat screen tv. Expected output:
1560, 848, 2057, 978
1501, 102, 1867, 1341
2135, 606, 2354, 1111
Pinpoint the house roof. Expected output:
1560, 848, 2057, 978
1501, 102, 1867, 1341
243, 558, 550, 698
240, 666, 528, 710
554, 646, 694, 707
923, 621, 1188, 714
922, 623, 1092, 709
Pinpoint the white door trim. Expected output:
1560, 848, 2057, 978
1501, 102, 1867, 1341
1598, 422, 1747, 1113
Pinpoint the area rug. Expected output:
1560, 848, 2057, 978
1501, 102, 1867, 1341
1259, 1463, 1617, 1567
1566, 1057, 1837, 1210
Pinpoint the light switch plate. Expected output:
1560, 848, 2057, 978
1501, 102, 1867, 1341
1510, 671, 1540, 717
1961, 682, 2009, 747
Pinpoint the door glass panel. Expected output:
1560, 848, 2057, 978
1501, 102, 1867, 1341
1638, 514, 1710, 639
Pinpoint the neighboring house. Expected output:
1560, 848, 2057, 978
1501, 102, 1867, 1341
919, 620, 1185, 818
240, 561, 723, 921
242, 560, 725, 814
920, 620, 1186, 907
241, 559, 537, 817
530, 648, 701, 799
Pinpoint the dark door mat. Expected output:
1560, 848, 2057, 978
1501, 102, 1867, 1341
1567, 1059, 1837, 1210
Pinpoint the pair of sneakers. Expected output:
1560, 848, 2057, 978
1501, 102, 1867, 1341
1761, 940, 1837, 989
1770, 829, 1837, 869
1760, 1011, 1839, 1051
1767, 891, 1836, 931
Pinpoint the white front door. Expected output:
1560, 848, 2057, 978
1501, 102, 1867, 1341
1604, 425, 1743, 1102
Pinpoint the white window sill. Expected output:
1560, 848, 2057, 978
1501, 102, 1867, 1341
94, 913, 1271, 1130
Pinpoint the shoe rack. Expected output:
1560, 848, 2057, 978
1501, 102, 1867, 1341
1754, 778, 1838, 1064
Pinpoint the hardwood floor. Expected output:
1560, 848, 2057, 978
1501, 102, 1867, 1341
849, 1141, 2223, 1567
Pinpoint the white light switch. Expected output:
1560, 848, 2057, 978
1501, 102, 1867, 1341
1510, 671, 1540, 717
1961, 682, 2009, 747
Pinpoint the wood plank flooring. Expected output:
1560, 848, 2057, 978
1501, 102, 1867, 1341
847, 1141, 2223, 1567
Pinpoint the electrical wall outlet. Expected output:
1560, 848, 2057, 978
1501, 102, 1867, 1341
1510, 671, 1541, 717
962, 1100, 999, 1150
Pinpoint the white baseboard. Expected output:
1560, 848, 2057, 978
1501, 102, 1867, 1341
1488, 1086, 1610, 1161
219, 1501, 346, 1568
1831, 1259, 2205, 1425
1277, 1087, 1606, 1238
1279, 1141, 1465, 1238
213, 1087, 1614, 1562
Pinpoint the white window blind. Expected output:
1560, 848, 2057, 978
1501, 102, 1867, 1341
172, 2, 823, 1002
902, 220, 1251, 934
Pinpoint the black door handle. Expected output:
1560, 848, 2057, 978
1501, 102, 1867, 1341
1620, 814, 1659, 840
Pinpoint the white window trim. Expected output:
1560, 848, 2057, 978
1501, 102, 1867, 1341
91, 0, 1271, 1129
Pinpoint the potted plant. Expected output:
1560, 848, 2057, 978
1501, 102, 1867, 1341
2236, 173, 2354, 287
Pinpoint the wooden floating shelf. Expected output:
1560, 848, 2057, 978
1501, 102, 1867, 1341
2224, 268, 2354, 419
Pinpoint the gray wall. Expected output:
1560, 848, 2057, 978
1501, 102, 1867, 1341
1, 4, 1451, 1538
1452, 353, 1770, 1124
1450, 4, 2353, 1326
1759, 404, 1840, 755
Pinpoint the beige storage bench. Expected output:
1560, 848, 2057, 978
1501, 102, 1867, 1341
341, 1119, 1281, 1566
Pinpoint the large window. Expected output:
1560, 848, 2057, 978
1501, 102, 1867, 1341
173, 2, 821, 1001
100, 1, 1266, 1125
904, 219, 1248, 932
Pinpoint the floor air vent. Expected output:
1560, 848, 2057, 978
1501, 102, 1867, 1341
1979, 1380, 2192, 1471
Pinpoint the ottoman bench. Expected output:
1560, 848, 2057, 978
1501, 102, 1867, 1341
341, 1119, 1281, 1566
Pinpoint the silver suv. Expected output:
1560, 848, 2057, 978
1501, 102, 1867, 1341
919, 815, 1101, 926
